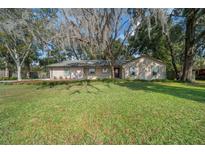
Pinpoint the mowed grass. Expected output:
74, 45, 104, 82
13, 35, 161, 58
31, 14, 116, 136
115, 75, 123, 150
0, 80, 205, 144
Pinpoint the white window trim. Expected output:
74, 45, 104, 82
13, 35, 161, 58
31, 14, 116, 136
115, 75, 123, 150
102, 68, 108, 73
152, 65, 159, 76
64, 68, 70, 77
129, 66, 137, 76
88, 68, 96, 75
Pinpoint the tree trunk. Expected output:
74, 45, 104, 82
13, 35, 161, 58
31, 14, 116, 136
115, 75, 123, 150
171, 53, 180, 80
26, 63, 31, 79
17, 65, 22, 81
5, 61, 9, 78
164, 34, 180, 80
181, 9, 196, 81
181, 54, 194, 81
111, 65, 115, 79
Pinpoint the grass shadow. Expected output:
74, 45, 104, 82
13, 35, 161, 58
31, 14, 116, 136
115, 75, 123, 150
70, 90, 81, 95
67, 80, 103, 95
36, 84, 54, 90
33, 79, 205, 103
113, 80, 205, 104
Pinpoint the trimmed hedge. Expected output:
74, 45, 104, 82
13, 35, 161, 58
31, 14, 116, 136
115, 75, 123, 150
2, 78, 168, 86
196, 76, 205, 80
2, 79, 96, 87
0, 77, 17, 81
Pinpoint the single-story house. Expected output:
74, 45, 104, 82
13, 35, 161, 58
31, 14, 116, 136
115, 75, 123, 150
193, 67, 205, 80
0, 68, 9, 78
47, 55, 166, 80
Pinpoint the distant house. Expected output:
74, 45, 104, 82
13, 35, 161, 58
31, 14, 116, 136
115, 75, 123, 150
194, 67, 205, 80
0, 68, 9, 78
47, 55, 166, 80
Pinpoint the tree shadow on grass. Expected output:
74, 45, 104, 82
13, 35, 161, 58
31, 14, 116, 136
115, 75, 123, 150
113, 81, 205, 104
34, 79, 205, 103
69, 81, 102, 95
70, 90, 81, 95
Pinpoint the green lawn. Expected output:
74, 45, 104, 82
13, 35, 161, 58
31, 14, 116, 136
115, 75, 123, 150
0, 80, 205, 144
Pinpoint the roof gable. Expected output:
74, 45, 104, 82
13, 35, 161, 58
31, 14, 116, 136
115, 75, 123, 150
137, 55, 166, 65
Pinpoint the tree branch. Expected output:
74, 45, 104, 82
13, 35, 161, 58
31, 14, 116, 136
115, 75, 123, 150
20, 43, 32, 66
195, 30, 205, 43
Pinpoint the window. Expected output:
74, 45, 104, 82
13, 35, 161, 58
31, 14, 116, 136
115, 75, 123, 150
129, 66, 136, 76
89, 68, 96, 74
76, 69, 83, 79
64, 68, 70, 77
152, 66, 159, 76
102, 68, 108, 73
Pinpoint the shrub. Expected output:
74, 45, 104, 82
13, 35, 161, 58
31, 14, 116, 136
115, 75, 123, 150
10, 77, 18, 80
196, 76, 205, 80
0, 77, 17, 81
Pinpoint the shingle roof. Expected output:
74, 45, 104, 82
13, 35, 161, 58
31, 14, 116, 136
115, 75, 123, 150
47, 55, 165, 68
47, 60, 129, 67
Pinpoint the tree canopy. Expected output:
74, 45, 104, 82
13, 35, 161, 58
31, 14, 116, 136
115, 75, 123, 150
0, 8, 205, 81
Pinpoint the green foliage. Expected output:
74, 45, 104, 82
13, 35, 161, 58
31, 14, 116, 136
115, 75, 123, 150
0, 77, 17, 80
0, 32, 15, 70
128, 16, 185, 74
194, 55, 205, 69
128, 23, 172, 70
110, 40, 127, 60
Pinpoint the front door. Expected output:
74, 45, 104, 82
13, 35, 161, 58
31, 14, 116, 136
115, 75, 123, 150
114, 68, 120, 78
